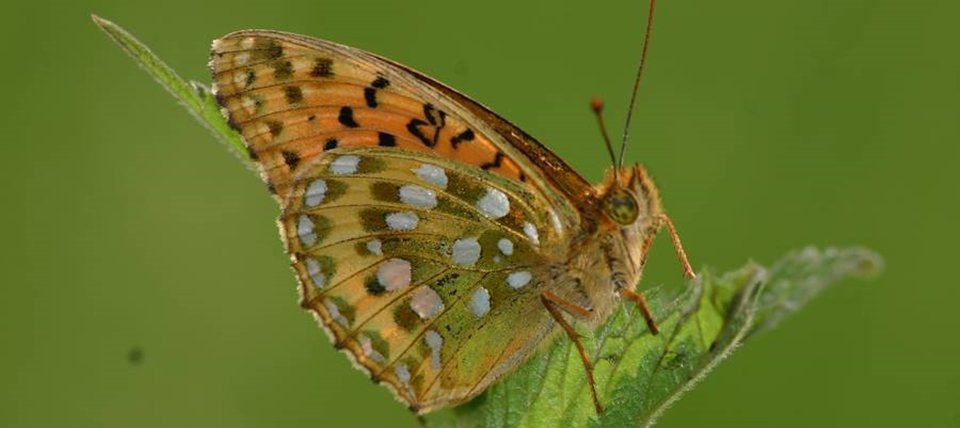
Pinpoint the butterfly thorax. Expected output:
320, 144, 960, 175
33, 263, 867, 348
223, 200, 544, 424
554, 164, 663, 322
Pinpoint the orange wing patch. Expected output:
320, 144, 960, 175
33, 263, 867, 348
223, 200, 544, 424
211, 35, 524, 202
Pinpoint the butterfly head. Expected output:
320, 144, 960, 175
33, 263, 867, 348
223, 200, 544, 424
599, 164, 662, 229
586, 164, 664, 306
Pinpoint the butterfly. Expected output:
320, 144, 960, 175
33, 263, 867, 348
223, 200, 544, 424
209, 2, 693, 415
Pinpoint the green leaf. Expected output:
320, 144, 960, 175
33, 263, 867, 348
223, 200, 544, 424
93, 18, 883, 428
91, 15, 251, 168
423, 246, 883, 428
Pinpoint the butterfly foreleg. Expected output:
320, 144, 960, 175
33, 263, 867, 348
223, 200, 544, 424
635, 213, 695, 280
540, 289, 605, 415
655, 214, 696, 279
624, 213, 694, 335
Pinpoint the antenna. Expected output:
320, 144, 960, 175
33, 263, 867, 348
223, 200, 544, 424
616, 0, 658, 171
591, 97, 618, 175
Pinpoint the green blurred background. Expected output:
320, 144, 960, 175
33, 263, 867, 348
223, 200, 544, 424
2, 0, 958, 426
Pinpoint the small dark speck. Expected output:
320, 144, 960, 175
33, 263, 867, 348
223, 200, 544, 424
127, 346, 144, 365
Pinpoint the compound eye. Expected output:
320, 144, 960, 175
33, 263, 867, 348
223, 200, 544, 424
602, 188, 640, 225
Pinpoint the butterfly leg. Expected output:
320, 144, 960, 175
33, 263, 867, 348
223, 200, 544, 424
619, 288, 659, 335
540, 290, 605, 415
626, 214, 694, 335
656, 214, 696, 279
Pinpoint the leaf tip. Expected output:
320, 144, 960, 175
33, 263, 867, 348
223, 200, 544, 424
90, 14, 113, 32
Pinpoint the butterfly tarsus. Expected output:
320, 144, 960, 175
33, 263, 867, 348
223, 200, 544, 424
540, 290, 605, 415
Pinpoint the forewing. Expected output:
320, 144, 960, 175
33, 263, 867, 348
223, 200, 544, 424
209, 30, 590, 229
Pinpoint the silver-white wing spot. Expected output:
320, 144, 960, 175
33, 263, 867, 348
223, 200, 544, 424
497, 238, 514, 256
366, 239, 383, 256
324, 299, 349, 327
297, 215, 317, 246
506, 271, 532, 289
468, 287, 491, 318
359, 334, 386, 364
376, 258, 412, 291
304, 179, 327, 207
394, 363, 414, 397
425, 329, 443, 370
305, 258, 325, 288
523, 221, 540, 245
410, 286, 444, 320
451, 238, 482, 267
330, 155, 360, 175
477, 188, 510, 219
413, 163, 448, 189
398, 185, 438, 209
385, 212, 419, 231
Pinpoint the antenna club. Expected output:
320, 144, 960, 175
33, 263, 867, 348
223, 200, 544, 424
590, 97, 604, 113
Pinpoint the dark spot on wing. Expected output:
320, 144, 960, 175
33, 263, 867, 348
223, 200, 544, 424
282, 151, 300, 169
272, 60, 294, 79
364, 87, 378, 108
310, 58, 334, 78
266, 120, 283, 137
338, 106, 359, 128
393, 303, 421, 331
252, 38, 283, 61
372, 76, 390, 89
370, 181, 399, 202
480, 151, 504, 170
407, 118, 433, 148
423, 104, 445, 127
451, 129, 475, 148
365, 275, 386, 295
378, 132, 396, 147
284, 86, 303, 104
